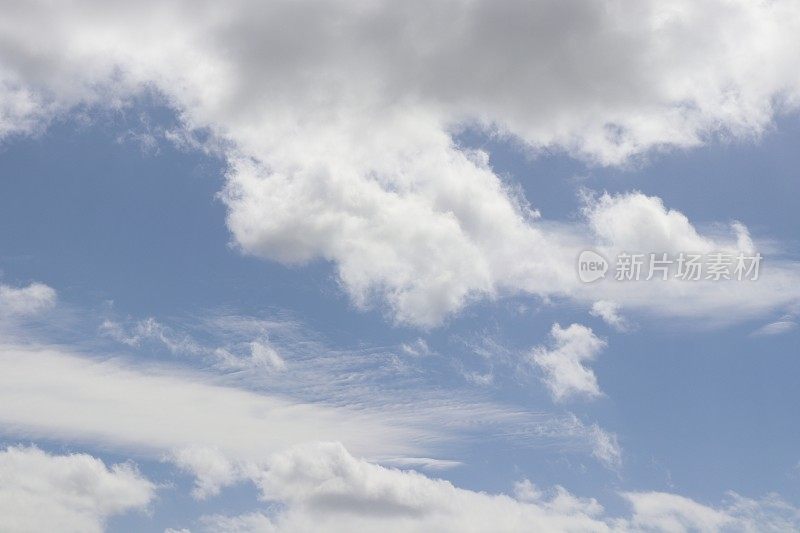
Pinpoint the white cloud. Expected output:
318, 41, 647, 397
532, 324, 606, 402
0, 282, 56, 317
400, 338, 432, 358
379, 457, 462, 472
622, 491, 732, 532
100, 318, 202, 355
90, 312, 618, 467
0, 439, 790, 533
2, 1, 800, 326
751, 306, 799, 337
0, 344, 427, 462
193, 442, 800, 533
201, 441, 614, 533
574, 192, 800, 327
588, 423, 622, 470
590, 301, 631, 332
462, 370, 494, 387
212, 342, 287, 373
102, 318, 286, 372
0, 342, 615, 472
514, 479, 604, 517
245, 341, 286, 372
0, 445, 154, 533
751, 320, 797, 337
171, 446, 241, 500
5, 1, 800, 160
622, 491, 800, 532
585, 192, 715, 255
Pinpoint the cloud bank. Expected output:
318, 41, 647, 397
194, 442, 800, 533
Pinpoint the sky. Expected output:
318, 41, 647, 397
1, 1, 800, 532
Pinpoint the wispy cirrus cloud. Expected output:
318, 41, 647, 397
0, 343, 425, 462
0, 321, 621, 473
590, 301, 631, 333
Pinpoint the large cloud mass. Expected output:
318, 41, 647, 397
2, 0, 800, 325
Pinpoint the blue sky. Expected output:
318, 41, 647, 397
2, 2, 800, 532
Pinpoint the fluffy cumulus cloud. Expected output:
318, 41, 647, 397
575, 192, 800, 326
198, 441, 613, 533
0, 439, 793, 533
621, 491, 800, 532
172, 446, 242, 500
190, 441, 800, 533
0, 445, 154, 533
532, 323, 606, 402
2, 1, 800, 326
